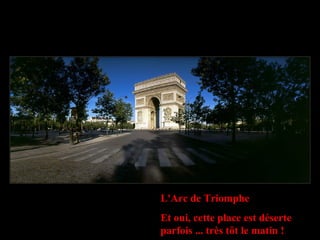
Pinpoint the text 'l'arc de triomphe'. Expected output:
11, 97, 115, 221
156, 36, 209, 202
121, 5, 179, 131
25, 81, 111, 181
133, 73, 187, 130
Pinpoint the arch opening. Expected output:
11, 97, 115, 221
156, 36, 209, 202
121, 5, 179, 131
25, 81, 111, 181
150, 97, 160, 129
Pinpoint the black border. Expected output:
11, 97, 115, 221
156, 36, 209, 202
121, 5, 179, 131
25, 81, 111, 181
3, 30, 317, 239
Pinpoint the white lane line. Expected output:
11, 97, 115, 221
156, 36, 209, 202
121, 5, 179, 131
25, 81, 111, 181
158, 148, 172, 167
134, 148, 151, 168
91, 148, 122, 164
187, 148, 216, 164
60, 147, 99, 160
74, 148, 107, 162
171, 147, 195, 166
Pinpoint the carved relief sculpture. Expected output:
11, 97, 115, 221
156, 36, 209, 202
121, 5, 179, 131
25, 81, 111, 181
164, 107, 172, 121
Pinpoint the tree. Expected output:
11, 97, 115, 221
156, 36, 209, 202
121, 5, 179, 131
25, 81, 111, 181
203, 108, 214, 125
183, 102, 191, 134
189, 93, 205, 124
211, 103, 233, 130
12, 108, 34, 136
113, 98, 132, 129
171, 108, 185, 133
189, 93, 210, 133
252, 57, 309, 136
67, 57, 110, 130
92, 89, 115, 128
240, 59, 282, 134
192, 57, 257, 143
10, 57, 70, 140
283, 57, 310, 135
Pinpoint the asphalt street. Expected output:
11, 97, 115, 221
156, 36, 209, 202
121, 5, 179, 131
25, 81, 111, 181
10, 130, 258, 183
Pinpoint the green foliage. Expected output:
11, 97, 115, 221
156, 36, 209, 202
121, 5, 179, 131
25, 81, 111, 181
67, 57, 110, 124
10, 57, 70, 139
10, 57, 69, 115
92, 89, 115, 119
113, 98, 133, 127
283, 57, 310, 134
188, 93, 211, 128
192, 56, 310, 139
192, 57, 257, 142
10, 56, 112, 137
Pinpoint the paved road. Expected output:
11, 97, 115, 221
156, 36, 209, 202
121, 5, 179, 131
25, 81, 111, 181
10, 130, 248, 184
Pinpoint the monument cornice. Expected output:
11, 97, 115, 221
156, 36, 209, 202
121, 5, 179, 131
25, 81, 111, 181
133, 83, 187, 95
134, 73, 186, 87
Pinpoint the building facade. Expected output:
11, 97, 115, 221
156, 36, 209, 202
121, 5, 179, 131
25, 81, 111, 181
133, 73, 187, 129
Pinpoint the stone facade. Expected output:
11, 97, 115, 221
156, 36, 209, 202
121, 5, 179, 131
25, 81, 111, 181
133, 73, 187, 129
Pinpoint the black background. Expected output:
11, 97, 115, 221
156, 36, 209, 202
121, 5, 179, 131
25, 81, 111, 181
2, 13, 317, 239
4, 184, 315, 239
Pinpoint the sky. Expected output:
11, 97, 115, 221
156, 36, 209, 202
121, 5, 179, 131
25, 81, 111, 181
86, 57, 210, 120
11, 56, 288, 121
85, 56, 288, 121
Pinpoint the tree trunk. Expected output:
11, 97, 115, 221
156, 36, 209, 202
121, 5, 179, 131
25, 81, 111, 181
44, 120, 48, 140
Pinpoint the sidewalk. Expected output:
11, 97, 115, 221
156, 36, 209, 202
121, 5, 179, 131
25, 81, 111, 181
10, 131, 131, 152
178, 131, 267, 144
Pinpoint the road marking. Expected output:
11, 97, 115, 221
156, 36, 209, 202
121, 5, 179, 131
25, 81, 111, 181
60, 147, 99, 160
135, 148, 151, 168
171, 147, 195, 166
91, 148, 122, 164
158, 148, 172, 167
114, 145, 137, 166
74, 148, 107, 162
187, 148, 216, 164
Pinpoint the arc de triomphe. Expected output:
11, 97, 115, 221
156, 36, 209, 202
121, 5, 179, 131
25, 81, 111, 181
133, 73, 187, 130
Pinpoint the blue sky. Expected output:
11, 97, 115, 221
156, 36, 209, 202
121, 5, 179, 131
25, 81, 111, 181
85, 56, 288, 120
86, 57, 210, 120
11, 56, 288, 120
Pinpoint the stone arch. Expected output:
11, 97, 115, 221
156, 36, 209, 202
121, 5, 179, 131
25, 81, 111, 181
149, 97, 160, 129
133, 73, 187, 130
